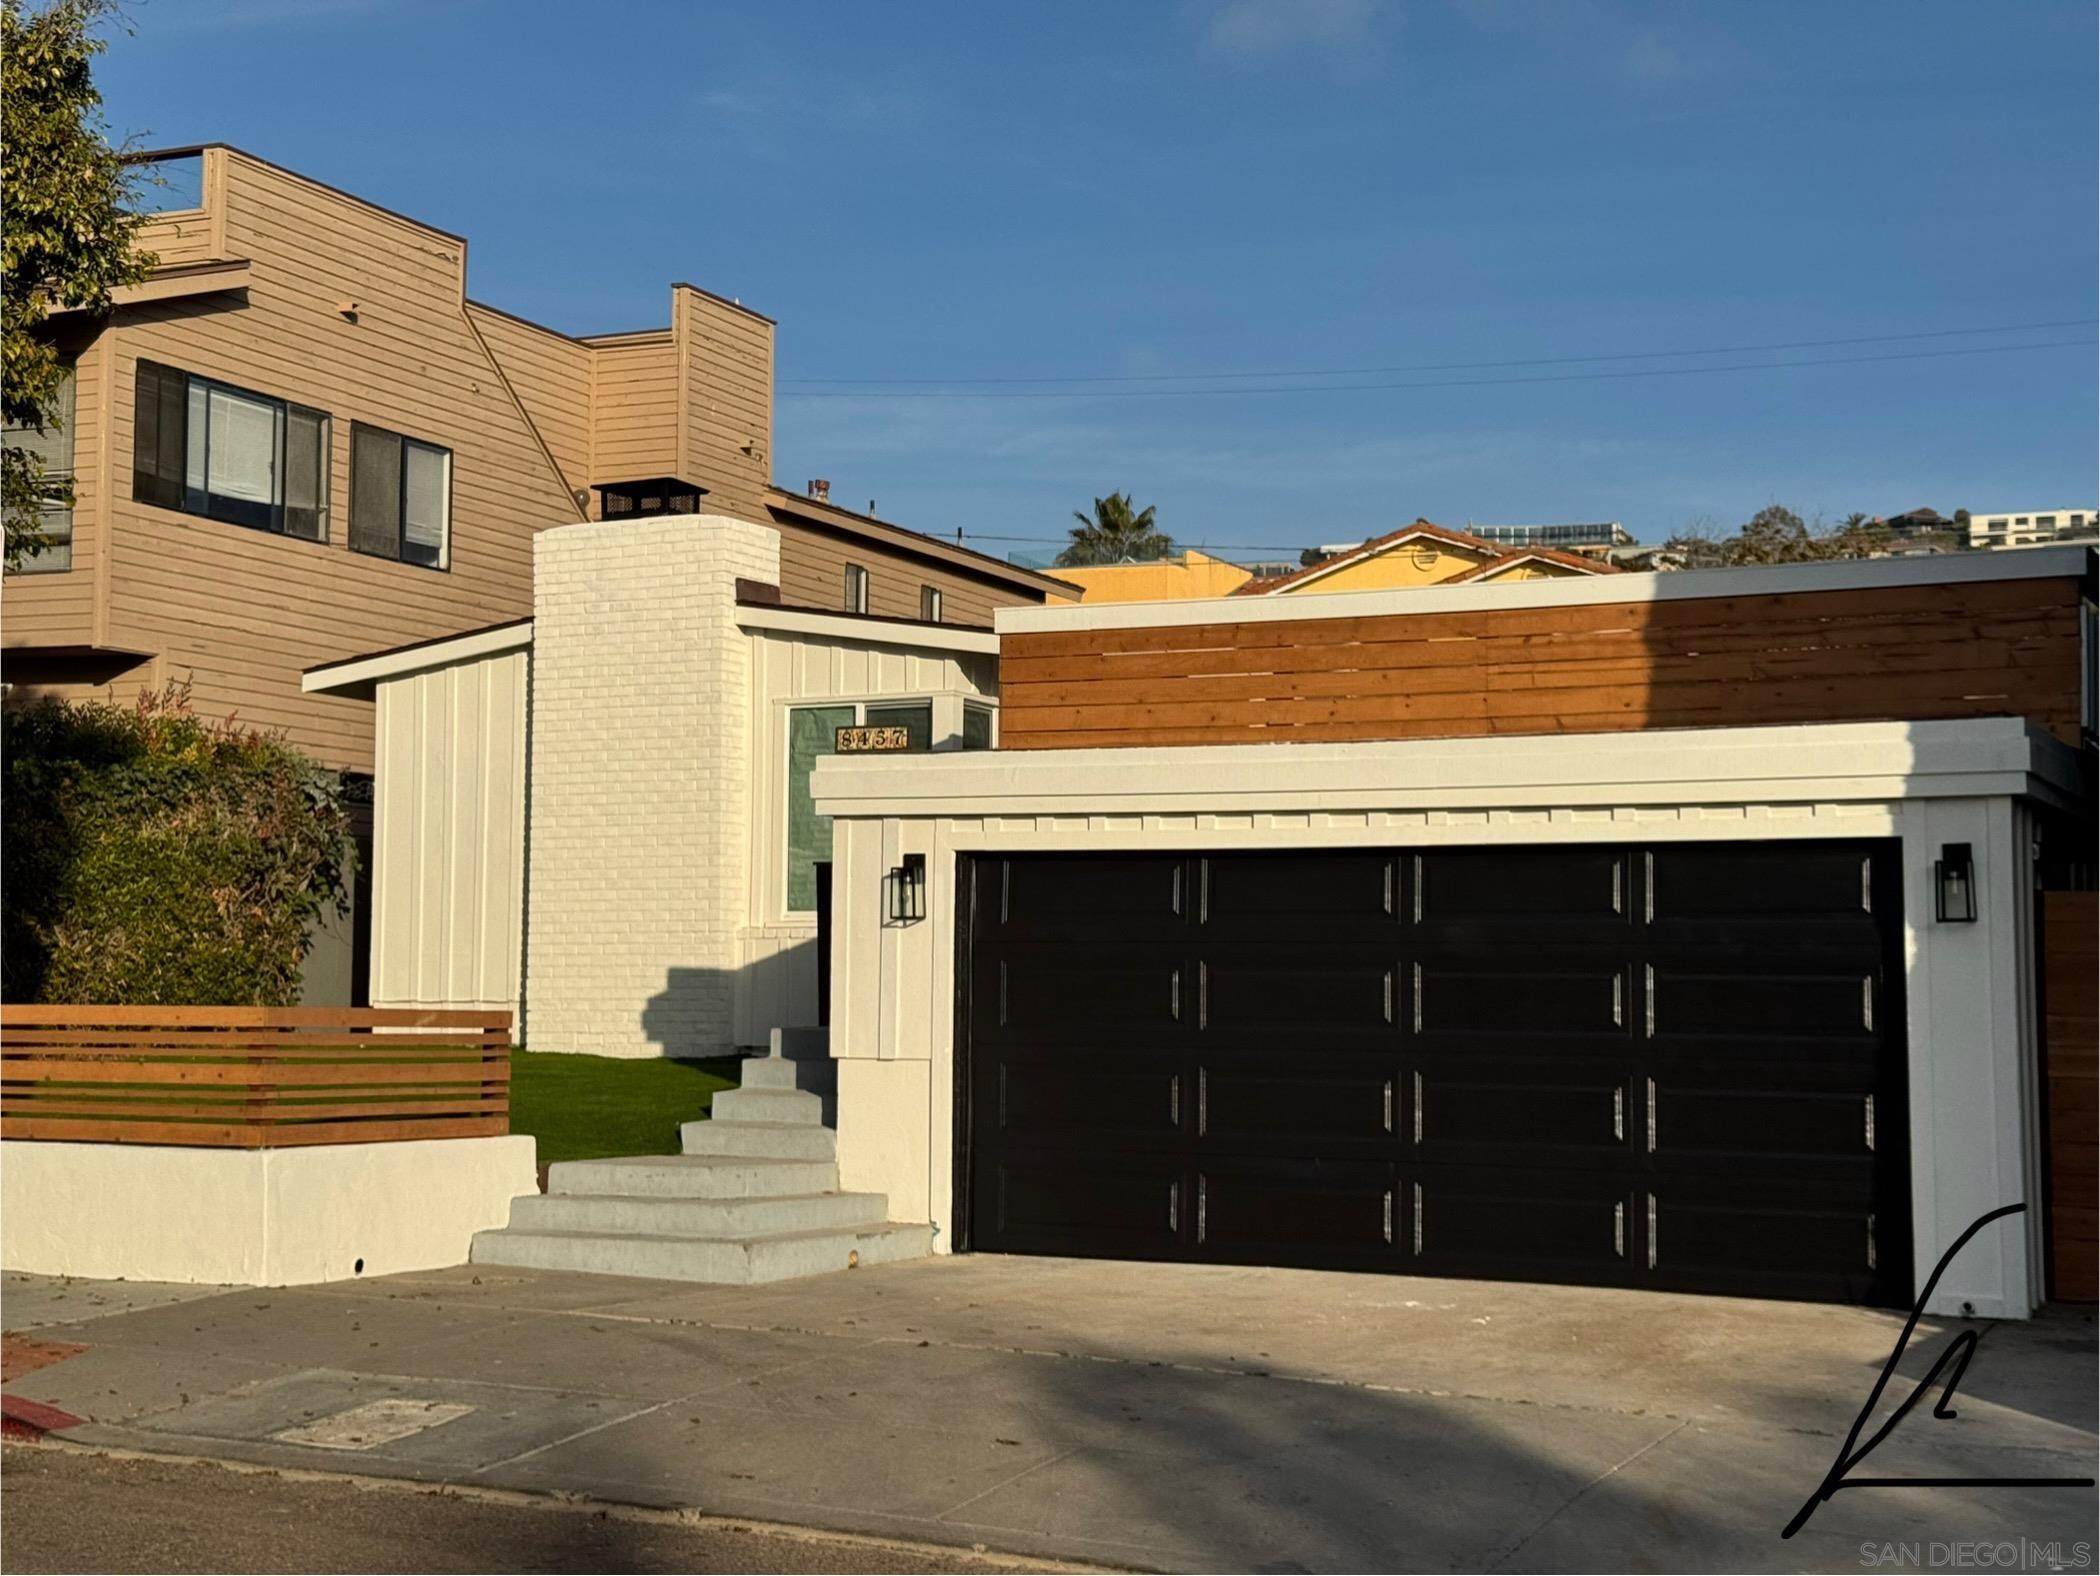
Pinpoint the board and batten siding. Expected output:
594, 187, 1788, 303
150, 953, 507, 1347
998, 573, 2092, 750
734, 624, 997, 1047
87, 151, 581, 771
369, 649, 528, 1023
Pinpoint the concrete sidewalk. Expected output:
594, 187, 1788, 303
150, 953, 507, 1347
3, 1257, 2094, 1572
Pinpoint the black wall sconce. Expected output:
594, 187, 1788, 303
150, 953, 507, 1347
1934, 843, 1977, 923
886, 853, 927, 926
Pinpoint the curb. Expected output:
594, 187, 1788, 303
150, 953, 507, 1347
1, 1394, 85, 1441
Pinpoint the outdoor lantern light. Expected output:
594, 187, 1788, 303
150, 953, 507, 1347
1934, 843, 1977, 923
888, 853, 927, 925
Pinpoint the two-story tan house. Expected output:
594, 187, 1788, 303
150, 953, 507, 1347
2, 144, 1073, 771
3, 145, 1074, 1001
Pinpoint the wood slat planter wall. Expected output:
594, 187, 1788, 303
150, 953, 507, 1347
998, 576, 2089, 750
0, 1006, 511, 1148
2042, 893, 2098, 1303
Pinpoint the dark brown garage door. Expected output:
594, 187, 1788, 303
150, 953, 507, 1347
958, 842, 1912, 1306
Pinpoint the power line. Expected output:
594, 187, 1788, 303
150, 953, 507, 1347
777, 337, 2094, 402
779, 318, 2098, 388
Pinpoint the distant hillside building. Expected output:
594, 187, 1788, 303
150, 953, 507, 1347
1462, 521, 1634, 559
1966, 508, 2097, 550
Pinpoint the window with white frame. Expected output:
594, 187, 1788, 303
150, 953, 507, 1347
920, 584, 942, 622
843, 562, 869, 613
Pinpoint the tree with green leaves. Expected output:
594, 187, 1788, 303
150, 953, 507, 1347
1057, 491, 1173, 567
2, 0, 152, 570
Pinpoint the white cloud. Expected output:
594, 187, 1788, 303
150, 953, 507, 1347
1196, 0, 1382, 59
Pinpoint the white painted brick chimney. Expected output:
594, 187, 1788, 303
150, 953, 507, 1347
522, 514, 780, 1057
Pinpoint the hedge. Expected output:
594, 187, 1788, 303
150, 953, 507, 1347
3, 686, 351, 1004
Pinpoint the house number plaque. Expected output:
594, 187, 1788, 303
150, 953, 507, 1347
834, 724, 913, 753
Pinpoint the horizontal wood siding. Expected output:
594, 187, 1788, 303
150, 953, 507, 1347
0, 1005, 511, 1147
467, 303, 593, 503
134, 209, 218, 270
675, 287, 772, 522
2044, 891, 2098, 1302
587, 334, 680, 487
75, 152, 580, 771
771, 514, 1034, 626
999, 577, 2089, 749
0, 334, 107, 647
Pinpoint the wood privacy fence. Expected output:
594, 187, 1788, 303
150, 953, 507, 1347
0, 1007, 511, 1148
998, 574, 2090, 750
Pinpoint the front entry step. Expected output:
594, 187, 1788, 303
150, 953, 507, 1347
469, 1220, 934, 1285
471, 1044, 930, 1285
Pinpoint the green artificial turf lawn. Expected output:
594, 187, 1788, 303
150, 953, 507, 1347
508, 1050, 743, 1167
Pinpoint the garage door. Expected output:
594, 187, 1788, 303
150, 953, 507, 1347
959, 842, 1913, 1306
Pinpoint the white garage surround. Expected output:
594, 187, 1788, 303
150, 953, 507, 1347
811, 716, 2083, 1319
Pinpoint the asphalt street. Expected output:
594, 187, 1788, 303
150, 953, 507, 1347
0, 1445, 1084, 1575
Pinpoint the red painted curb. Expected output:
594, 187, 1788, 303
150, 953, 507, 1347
1, 1393, 84, 1440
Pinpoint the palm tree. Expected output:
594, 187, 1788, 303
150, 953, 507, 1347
1056, 492, 1173, 567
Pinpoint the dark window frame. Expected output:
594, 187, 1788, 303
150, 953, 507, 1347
350, 421, 453, 571
132, 359, 330, 543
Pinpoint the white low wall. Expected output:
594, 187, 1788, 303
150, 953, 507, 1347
1, 1135, 536, 1286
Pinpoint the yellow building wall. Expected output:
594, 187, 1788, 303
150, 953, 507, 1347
1282, 540, 1495, 593
1059, 549, 1254, 603
1472, 558, 1594, 583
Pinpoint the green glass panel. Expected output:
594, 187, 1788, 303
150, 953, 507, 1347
864, 702, 933, 751
787, 706, 855, 912
961, 706, 993, 751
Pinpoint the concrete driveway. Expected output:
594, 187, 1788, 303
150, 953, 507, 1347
4, 1258, 2093, 1572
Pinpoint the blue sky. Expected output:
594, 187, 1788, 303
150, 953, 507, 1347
101, 0, 2096, 559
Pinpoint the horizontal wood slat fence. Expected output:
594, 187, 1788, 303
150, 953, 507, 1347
999, 576, 2090, 750
0, 1006, 511, 1148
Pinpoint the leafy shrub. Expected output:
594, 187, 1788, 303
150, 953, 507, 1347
3, 685, 350, 1004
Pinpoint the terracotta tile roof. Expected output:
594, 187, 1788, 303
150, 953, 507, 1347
1440, 546, 1622, 583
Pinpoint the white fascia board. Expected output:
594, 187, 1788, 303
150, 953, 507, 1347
735, 605, 1000, 655
302, 620, 534, 697
812, 717, 2076, 819
993, 545, 2095, 636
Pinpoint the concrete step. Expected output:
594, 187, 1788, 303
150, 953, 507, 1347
709, 1086, 826, 1126
507, 1189, 888, 1237
680, 1119, 836, 1161
468, 1220, 933, 1286
547, 1155, 839, 1199
736, 1056, 837, 1095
